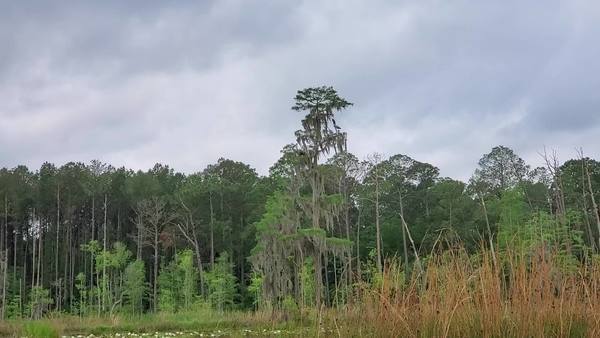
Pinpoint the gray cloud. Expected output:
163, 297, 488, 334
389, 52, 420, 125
1, 0, 599, 180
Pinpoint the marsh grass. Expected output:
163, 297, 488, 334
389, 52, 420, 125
343, 247, 600, 337
4, 307, 310, 337
22, 322, 59, 338
6, 247, 600, 337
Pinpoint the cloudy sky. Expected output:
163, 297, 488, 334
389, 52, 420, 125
1, 1, 599, 180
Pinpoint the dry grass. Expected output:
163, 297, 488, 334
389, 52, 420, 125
342, 247, 600, 337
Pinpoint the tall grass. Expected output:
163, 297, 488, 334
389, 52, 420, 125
3, 306, 305, 337
22, 322, 59, 338
344, 247, 600, 337
6, 247, 600, 337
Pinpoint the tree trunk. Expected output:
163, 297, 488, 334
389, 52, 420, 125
55, 185, 61, 311
355, 208, 361, 283
153, 234, 158, 312
209, 192, 215, 268
90, 196, 95, 292
311, 165, 324, 306
340, 176, 352, 293
314, 251, 323, 306
399, 214, 423, 275
31, 212, 36, 291
1, 195, 5, 263
13, 215, 17, 294
375, 171, 382, 272
324, 253, 330, 307
239, 215, 245, 287
581, 159, 596, 252
399, 190, 409, 274
584, 159, 600, 250
117, 209, 121, 242
1, 249, 6, 319
69, 224, 74, 311
136, 214, 142, 260
479, 195, 497, 269
63, 220, 69, 311
1, 195, 6, 319
192, 239, 205, 296
102, 194, 108, 312
37, 224, 42, 287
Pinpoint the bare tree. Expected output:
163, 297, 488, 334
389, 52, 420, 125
328, 152, 361, 291
209, 190, 215, 268
134, 197, 175, 312
1, 195, 7, 319
398, 189, 410, 274
174, 197, 205, 295
477, 193, 497, 269
366, 153, 384, 272
398, 206, 423, 275
576, 150, 596, 252
541, 148, 567, 219
54, 185, 61, 310
579, 149, 600, 250
102, 194, 108, 312
0, 249, 6, 319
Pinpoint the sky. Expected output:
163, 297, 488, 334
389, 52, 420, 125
1, 0, 599, 181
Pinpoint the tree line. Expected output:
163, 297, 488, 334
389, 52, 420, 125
1, 86, 599, 318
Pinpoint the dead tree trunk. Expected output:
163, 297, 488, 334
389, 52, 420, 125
102, 194, 108, 312
375, 171, 382, 272
209, 191, 215, 268
479, 194, 498, 269
584, 157, 600, 250
175, 199, 206, 296
90, 196, 95, 293
580, 156, 596, 252
398, 190, 409, 274
55, 185, 61, 311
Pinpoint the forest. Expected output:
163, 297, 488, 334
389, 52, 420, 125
2, 87, 600, 336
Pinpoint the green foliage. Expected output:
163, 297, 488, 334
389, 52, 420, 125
178, 250, 198, 309
495, 190, 586, 273
2, 271, 24, 319
157, 258, 180, 313
89, 241, 134, 314
205, 252, 238, 311
366, 249, 384, 289
81, 240, 101, 257
22, 322, 58, 338
298, 227, 326, 238
4, 90, 600, 322
470, 145, 530, 196
96, 242, 132, 272
123, 260, 147, 315
158, 250, 198, 312
252, 192, 289, 236
497, 188, 531, 250
247, 272, 263, 310
497, 189, 585, 254
426, 178, 481, 250
324, 193, 344, 206
299, 258, 315, 308
0, 155, 268, 317
6, 294, 22, 319
28, 286, 54, 320
325, 237, 353, 248
75, 272, 87, 316
281, 295, 299, 319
